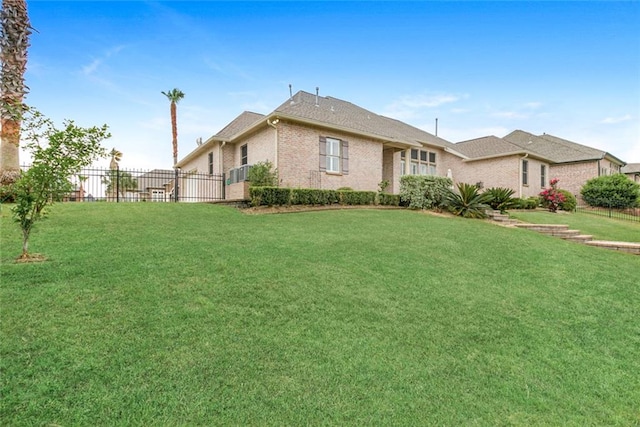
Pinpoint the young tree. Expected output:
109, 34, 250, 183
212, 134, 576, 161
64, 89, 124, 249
161, 88, 185, 165
0, 0, 32, 185
10, 109, 109, 259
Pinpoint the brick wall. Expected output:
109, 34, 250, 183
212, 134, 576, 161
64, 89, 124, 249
277, 121, 383, 191
549, 161, 598, 202
445, 155, 549, 198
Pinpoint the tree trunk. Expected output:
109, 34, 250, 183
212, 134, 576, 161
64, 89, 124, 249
0, 117, 20, 184
171, 101, 178, 165
1, 0, 31, 184
21, 226, 30, 258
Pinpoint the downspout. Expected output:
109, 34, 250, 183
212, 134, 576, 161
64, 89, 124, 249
519, 153, 528, 198
267, 118, 279, 174
219, 141, 226, 172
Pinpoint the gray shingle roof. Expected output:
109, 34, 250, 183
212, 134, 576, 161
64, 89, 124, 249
137, 169, 174, 190
454, 135, 528, 159
215, 111, 265, 139
503, 130, 610, 163
622, 163, 640, 174
274, 91, 455, 149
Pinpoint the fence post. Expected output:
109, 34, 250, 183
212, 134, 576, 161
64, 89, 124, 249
116, 165, 120, 203
174, 168, 179, 202
222, 173, 226, 200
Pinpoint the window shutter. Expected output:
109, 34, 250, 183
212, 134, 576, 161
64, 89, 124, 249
341, 140, 349, 175
319, 136, 327, 171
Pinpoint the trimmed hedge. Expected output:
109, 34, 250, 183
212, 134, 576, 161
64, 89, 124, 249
250, 187, 380, 207
378, 193, 400, 206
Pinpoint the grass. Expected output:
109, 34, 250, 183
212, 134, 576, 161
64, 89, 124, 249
2, 203, 639, 425
509, 209, 640, 242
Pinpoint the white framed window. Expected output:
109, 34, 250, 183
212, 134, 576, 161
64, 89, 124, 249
208, 152, 214, 175
403, 149, 437, 175
522, 159, 529, 185
326, 137, 341, 173
540, 164, 546, 188
411, 162, 419, 175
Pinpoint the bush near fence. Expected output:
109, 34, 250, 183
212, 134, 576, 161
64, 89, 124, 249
249, 187, 399, 207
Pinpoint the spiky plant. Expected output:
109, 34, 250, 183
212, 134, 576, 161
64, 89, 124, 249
483, 187, 517, 213
0, 0, 32, 185
444, 182, 493, 218
161, 88, 185, 165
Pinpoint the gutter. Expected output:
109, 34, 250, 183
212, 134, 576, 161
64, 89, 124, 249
267, 118, 279, 170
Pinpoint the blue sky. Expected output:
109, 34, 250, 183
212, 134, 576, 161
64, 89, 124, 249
23, 1, 640, 169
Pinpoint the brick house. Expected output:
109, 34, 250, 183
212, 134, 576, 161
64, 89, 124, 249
502, 130, 626, 200
176, 91, 628, 202
176, 90, 468, 199
622, 163, 640, 182
452, 135, 553, 198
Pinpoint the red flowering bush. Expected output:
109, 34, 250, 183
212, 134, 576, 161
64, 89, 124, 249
540, 178, 566, 212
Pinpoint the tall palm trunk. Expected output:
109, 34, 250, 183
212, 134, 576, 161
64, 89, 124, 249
161, 88, 184, 166
0, 0, 31, 185
170, 100, 177, 165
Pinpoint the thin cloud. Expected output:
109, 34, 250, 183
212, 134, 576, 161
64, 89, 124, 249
492, 111, 528, 119
523, 102, 543, 110
383, 92, 466, 121
601, 114, 632, 124
80, 45, 125, 76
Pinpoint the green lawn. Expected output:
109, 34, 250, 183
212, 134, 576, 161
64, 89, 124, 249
1, 203, 639, 425
509, 209, 640, 243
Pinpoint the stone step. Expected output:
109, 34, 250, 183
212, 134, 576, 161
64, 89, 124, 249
562, 234, 593, 243
585, 241, 640, 255
515, 223, 569, 232
545, 229, 581, 237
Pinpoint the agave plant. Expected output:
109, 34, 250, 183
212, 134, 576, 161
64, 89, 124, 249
444, 182, 493, 218
483, 187, 517, 213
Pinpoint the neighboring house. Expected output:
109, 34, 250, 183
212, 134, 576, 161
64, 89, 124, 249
622, 163, 640, 182
177, 90, 467, 199
452, 135, 553, 198
452, 130, 627, 200
502, 130, 626, 200
137, 169, 174, 202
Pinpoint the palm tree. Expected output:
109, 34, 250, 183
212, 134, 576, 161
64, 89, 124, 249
0, 0, 32, 185
109, 148, 122, 170
161, 88, 185, 166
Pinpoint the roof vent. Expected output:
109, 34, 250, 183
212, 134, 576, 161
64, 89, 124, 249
330, 105, 335, 112
196, 137, 203, 146
289, 84, 294, 105
315, 87, 319, 107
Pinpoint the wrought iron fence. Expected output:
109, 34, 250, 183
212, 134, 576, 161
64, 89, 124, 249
19, 165, 225, 203
575, 205, 640, 223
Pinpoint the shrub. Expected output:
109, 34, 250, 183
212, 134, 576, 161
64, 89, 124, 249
512, 197, 540, 209
399, 175, 452, 209
444, 182, 492, 218
540, 178, 566, 213
483, 187, 517, 213
250, 187, 379, 207
336, 187, 353, 191
378, 193, 400, 206
558, 190, 576, 211
247, 161, 278, 187
339, 190, 376, 205
581, 174, 640, 208
249, 186, 291, 206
